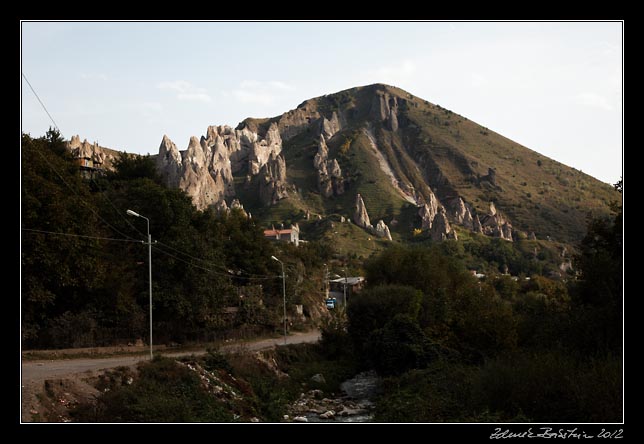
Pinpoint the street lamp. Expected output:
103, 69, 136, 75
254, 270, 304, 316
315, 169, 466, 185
271, 255, 287, 345
342, 268, 348, 307
127, 209, 153, 360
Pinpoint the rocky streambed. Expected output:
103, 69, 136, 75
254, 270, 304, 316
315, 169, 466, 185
285, 371, 381, 423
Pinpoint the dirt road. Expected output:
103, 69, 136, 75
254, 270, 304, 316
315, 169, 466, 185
22, 330, 321, 385
21, 330, 321, 422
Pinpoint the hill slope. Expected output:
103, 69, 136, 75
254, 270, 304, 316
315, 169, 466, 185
154, 83, 619, 245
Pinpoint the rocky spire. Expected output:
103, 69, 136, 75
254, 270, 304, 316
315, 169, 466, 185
179, 136, 221, 210
259, 153, 289, 206
430, 208, 457, 241
449, 196, 474, 230
314, 134, 345, 198
353, 193, 373, 230
375, 220, 393, 240
156, 135, 183, 188
479, 202, 513, 241
321, 111, 341, 140
418, 189, 441, 230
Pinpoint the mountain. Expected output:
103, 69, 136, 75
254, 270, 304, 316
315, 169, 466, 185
153, 83, 618, 245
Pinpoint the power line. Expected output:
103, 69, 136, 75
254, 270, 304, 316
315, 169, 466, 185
21, 72, 139, 241
22, 72, 61, 133
90, 176, 147, 239
154, 239, 278, 278
152, 244, 277, 281
22, 228, 142, 243
27, 144, 138, 241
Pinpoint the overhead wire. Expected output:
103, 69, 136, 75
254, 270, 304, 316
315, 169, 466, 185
22, 228, 142, 243
152, 244, 278, 281
89, 176, 147, 239
22, 71, 139, 241
22, 72, 61, 133
22, 72, 277, 281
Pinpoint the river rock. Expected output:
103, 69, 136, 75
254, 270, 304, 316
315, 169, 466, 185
311, 374, 326, 384
319, 410, 335, 419
293, 416, 308, 422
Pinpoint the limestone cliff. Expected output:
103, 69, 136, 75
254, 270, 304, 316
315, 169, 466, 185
314, 135, 345, 198
156, 121, 286, 210
259, 154, 289, 206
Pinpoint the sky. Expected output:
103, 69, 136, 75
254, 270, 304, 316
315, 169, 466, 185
21, 21, 622, 184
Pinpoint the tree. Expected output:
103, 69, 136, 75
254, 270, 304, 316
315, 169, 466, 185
570, 179, 622, 354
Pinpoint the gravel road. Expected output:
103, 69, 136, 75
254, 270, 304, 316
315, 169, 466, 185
22, 330, 321, 385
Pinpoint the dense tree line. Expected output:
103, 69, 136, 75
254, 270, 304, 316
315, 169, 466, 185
21, 130, 316, 348
342, 189, 622, 421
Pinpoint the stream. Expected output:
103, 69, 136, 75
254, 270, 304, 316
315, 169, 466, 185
287, 371, 381, 423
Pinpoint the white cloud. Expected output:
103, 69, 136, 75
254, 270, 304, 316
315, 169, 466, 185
228, 80, 295, 106
157, 80, 212, 102
577, 92, 613, 111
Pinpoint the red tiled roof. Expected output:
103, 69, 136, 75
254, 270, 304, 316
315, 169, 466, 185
263, 229, 292, 236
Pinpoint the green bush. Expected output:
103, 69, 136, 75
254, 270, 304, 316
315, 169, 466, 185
365, 314, 439, 375
470, 351, 622, 422
82, 357, 234, 422
374, 360, 476, 422
347, 284, 422, 358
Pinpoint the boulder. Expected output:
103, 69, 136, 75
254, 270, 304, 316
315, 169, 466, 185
375, 220, 392, 240
319, 410, 335, 419
311, 374, 326, 384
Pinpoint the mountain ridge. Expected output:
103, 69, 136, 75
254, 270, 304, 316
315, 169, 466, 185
73, 83, 619, 244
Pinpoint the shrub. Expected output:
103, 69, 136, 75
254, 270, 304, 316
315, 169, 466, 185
470, 351, 622, 422
347, 284, 422, 356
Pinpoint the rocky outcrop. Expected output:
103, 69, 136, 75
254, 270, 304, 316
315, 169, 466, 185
480, 167, 498, 187
314, 135, 345, 198
67, 135, 119, 171
480, 202, 513, 241
430, 208, 457, 241
313, 135, 329, 169
353, 194, 373, 231
371, 91, 400, 131
448, 197, 474, 230
418, 190, 441, 230
320, 111, 341, 140
156, 121, 287, 210
156, 135, 183, 187
259, 154, 289, 206
375, 220, 392, 241
472, 215, 483, 233
248, 123, 282, 176
179, 136, 222, 210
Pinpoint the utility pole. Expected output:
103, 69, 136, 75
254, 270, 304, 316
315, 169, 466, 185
271, 256, 287, 345
127, 209, 153, 360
